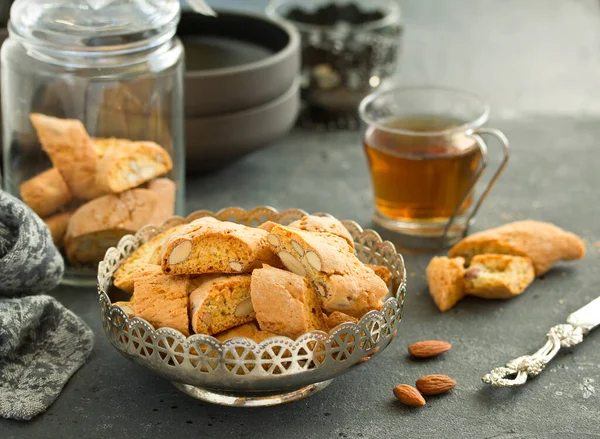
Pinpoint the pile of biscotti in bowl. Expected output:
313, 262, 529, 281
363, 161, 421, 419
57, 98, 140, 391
98, 207, 406, 398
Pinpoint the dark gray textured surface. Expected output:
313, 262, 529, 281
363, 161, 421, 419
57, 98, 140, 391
3, 0, 600, 438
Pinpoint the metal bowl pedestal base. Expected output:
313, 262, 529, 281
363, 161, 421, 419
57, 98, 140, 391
173, 380, 333, 407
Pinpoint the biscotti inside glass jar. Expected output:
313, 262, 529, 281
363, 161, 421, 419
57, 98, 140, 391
1, 0, 186, 285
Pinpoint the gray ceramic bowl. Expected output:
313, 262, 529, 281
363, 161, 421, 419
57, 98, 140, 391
179, 10, 301, 118
186, 78, 300, 172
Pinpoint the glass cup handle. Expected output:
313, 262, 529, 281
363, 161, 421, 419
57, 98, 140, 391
441, 128, 510, 242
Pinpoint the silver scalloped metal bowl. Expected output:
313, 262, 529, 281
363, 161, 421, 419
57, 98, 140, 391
97, 207, 406, 407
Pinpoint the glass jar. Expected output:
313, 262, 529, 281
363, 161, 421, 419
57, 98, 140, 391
1, 0, 186, 285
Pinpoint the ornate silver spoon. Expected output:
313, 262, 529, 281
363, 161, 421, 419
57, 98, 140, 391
483, 296, 600, 387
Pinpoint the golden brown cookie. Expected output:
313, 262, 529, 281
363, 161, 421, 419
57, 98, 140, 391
449, 220, 585, 275
64, 189, 158, 266
133, 264, 190, 336
366, 264, 393, 285
324, 311, 358, 330
19, 168, 72, 217
426, 256, 466, 312
266, 225, 388, 318
43, 210, 74, 249
95, 139, 173, 194
250, 265, 327, 339
289, 215, 354, 249
214, 322, 276, 343
160, 217, 279, 275
463, 254, 535, 299
189, 274, 255, 335
147, 178, 176, 226
30, 113, 103, 200
114, 301, 135, 318
113, 224, 187, 294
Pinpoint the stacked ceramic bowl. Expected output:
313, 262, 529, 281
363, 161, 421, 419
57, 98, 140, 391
178, 11, 301, 173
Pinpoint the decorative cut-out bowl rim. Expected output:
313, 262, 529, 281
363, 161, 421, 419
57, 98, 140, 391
97, 206, 406, 392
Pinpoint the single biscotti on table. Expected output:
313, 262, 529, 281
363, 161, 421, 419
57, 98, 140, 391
463, 254, 535, 299
30, 113, 103, 200
113, 224, 187, 294
426, 256, 466, 312
266, 225, 388, 318
161, 217, 280, 275
214, 322, 276, 343
189, 274, 255, 335
64, 189, 158, 266
133, 264, 190, 336
288, 215, 354, 249
324, 311, 358, 330
147, 178, 176, 226
449, 220, 585, 276
44, 209, 74, 249
95, 139, 173, 194
19, 168, 73, 217
251, 265, 327, 339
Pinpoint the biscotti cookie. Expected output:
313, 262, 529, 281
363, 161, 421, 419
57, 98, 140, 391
133, 264, 190, 336
44, 210, 74, 249
289, 215, 354, 249
366, 264, 392, 285
463, 254, 535, 299
257, 221, 279, 232
95, 139, 173, 194
266, 225, 388, 318
113, 223, 187, 294
189, 274, 255, 335
325, 311, 358, 330
30, 113, 103, 200
251, 265, 327, 339
161, 217, 279, 275
114, 301, 135, 318
65, 189, 158, 266
449, 220, 585, 276
426, 256, 466, 312
91, 137, 120, 159
147, 178, 176, 226
19, 168, 72, 217
214, 322, 276, 343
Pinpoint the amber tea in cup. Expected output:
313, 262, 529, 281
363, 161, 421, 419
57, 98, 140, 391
359, 86, 510, 248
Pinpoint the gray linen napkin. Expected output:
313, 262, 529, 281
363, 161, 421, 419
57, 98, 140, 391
0, 190, 94, 420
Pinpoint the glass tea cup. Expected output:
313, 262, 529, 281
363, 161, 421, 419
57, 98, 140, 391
358, 85, 510, 248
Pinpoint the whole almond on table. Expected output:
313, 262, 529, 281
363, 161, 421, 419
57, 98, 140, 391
416, 374, 456, 396
393, 384, 426, 407
408, 340, 452, 358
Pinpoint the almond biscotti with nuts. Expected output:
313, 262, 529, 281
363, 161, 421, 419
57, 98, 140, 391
133, 264, 190, 336
189, 274, 255, 335
449, 220, 585, 276
251, 265, 327, 339
266, 225, 388, 318
64, 189, 158, 266
288, 215, 354, 249
214, 322, 276, 343
20, 167, 72, 218
426, 256, 467, 312
113, 223, 187, 294
95, 138, 173, 194
30, 113, 103, 200
160, 217, 280, 275
463, 254, 535, 299
366, 264, 392, 285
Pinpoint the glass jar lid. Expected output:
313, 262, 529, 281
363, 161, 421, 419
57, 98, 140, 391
9, 0, 180, 51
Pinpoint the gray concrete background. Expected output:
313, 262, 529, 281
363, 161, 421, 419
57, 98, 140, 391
3, 0, 600, 438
